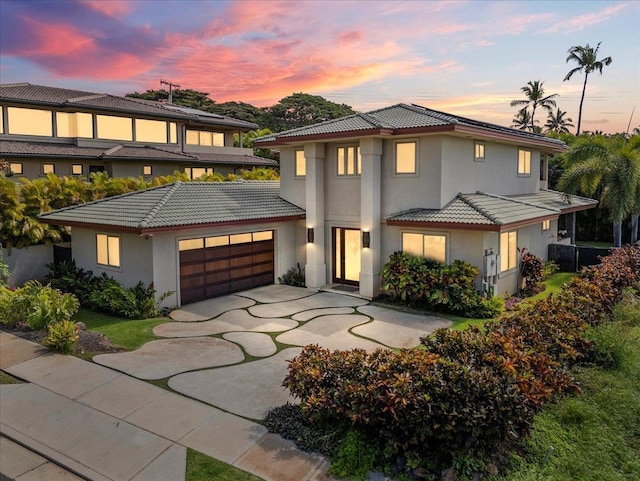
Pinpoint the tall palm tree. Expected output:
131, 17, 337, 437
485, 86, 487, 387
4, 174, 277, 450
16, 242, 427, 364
558, 135, 640, 246
564, 42, 612, 136
510, 80, 558, 132
511, 108, 533, 131
545, 109, 575, 134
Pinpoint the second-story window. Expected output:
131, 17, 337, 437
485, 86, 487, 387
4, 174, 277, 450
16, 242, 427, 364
474, 141, 485, 161
96, 115, 133, 141
7, 107, 52, 136
518, 148, 531, 176
395, 141, 417, 174
337, 146, 361, 176
186, 130, 224, 146
295, 149, 306, 177
135, 119, 168, 143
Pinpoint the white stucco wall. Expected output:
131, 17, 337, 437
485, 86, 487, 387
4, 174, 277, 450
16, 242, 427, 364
440, 137, 541, 203
279, 146, 307, 208
71, 229, 154, 288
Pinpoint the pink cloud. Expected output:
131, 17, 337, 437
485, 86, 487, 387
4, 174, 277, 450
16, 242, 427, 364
537, 2, 629, 34
80, 0, 133, 18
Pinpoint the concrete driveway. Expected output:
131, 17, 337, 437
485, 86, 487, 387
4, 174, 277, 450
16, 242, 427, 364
94, 285, 451, 420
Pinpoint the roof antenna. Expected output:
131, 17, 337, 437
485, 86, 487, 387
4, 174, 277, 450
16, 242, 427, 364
160, 79, 181, 104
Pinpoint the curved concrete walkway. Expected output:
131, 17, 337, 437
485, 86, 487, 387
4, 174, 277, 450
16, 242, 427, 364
96, 285, 451, 421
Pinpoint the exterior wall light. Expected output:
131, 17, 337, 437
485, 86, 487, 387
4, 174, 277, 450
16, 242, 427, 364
307, 227, 315, 244
362, 231, 370, 249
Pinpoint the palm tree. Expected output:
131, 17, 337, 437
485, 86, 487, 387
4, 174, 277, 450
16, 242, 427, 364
511, 108, 535, 131
545, 109, 575, 134
558, 135, 640, 246
564, 42, 612, 136
510, 80, 558, 132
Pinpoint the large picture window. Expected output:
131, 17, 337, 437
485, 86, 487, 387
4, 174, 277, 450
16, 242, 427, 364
135, 119, 168, 143
185, 129, 224, 146
395, 141, 417, 174
500, 231, 517, 272
96, 234, 120, 267
8, 107, 52, 136
402, 232, 447, 264
96, 115, 133, 141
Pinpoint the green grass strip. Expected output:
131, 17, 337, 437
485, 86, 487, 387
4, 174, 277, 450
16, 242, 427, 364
73, 309, 168, 351
186, 448, 264, 481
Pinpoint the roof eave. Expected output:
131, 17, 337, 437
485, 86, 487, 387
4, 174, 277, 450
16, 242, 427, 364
254, 127, 393, 146
386, 213, 559, 231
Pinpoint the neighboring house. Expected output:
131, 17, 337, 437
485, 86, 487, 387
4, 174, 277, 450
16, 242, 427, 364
39, 103, 597, 307
253, 103, 596, 298
0, 83, 277, 180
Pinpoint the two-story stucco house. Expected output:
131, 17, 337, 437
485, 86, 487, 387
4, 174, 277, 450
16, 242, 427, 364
0, 83, 277, 180
39, 103, 596, 307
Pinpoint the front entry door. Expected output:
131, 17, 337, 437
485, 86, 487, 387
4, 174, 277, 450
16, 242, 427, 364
333, 227, 361, 286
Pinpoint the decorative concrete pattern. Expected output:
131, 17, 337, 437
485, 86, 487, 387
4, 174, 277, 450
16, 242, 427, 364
354, 305, 453, 348
276, 314, 384, 351
292, 307, 355, 321
169, 348, 302, 420
169, 295, 255, 322
223, 332, 278, 357
155, 309, 297, 338
235, 433, 325, 481
249, 292, 368, 318
93, 337, 244, 380
236, 284, 318, 303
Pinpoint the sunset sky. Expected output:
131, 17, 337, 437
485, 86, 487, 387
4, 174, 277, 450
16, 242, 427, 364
1, 0, 638, 133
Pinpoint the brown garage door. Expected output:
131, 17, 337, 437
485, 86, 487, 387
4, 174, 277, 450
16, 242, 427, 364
179, 231, 274, 305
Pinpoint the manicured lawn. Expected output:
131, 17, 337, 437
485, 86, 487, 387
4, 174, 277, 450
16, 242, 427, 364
526, 272, 577, 303
495, 301, 640, 481
73, 309, 168, 351
186, 449, 263, 481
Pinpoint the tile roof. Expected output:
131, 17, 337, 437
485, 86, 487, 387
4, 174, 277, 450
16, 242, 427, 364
254, 103, 565, 150
387, 191, 561, 229
508, 189, 598, 213
38, 181, 305, 231
0, 140, 277, 165
0, 83, 257, 130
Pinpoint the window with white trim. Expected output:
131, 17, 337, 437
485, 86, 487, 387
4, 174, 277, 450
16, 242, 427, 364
337, 146, 361, 176
500, 231, 517, 272
474, 141, 485, 161
518, 148, 531, 176
96, 234, 120, 267
395, 141, 417, 174
295, 149, 306, 177
402, 232, 447, 264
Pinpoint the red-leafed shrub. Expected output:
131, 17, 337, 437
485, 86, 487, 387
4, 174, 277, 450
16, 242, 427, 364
278, 245, 640, 477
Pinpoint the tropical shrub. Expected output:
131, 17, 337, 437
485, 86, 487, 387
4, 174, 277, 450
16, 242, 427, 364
279, 245, 640, 478
0, 281, 79, 329
0, 249, 9, 286
44, 319, 79, 354
518, 248, 544, 295
380, 252, 502, 318
278, 263, 305, 287
46, 262, 169, 319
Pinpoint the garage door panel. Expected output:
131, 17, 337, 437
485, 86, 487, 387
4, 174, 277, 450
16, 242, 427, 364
180, 235, 275, 304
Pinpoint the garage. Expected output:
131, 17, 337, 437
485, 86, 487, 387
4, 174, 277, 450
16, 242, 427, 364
179, 231, 274, 304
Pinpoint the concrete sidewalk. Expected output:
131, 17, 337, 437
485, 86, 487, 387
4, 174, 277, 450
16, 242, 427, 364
0, 333, 329, 481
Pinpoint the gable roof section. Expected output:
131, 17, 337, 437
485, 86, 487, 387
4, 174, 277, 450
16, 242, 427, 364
0, 140, 277, 166
38, 181, 305, 233
387, 191, 562, 231
0, 83, 257, 130
254, 103, 565, 152
508, 189, 598, 214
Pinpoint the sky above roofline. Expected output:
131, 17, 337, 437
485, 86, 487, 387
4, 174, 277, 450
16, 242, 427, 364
1, 0, 637, 134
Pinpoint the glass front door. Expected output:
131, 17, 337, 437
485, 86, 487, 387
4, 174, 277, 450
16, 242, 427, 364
333, 227, 361, 286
